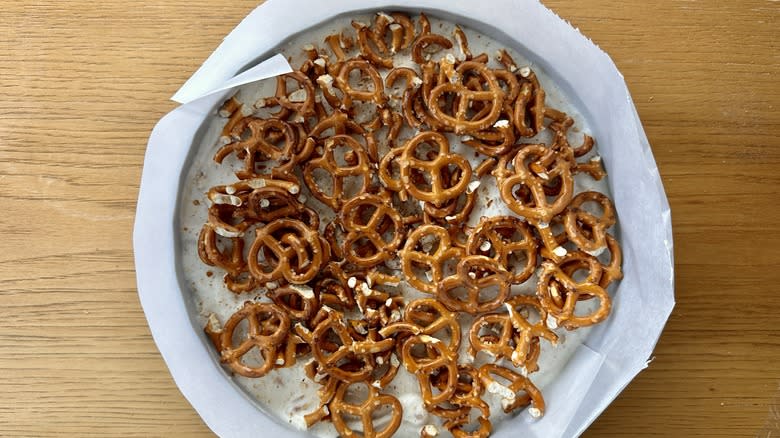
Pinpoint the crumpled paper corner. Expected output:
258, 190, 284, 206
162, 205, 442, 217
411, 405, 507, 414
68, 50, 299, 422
134, 1, 675, 437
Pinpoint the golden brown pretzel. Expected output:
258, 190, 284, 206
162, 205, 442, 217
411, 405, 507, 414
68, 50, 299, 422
428, 61, 505, 134
563, 191, 617, 254
537, 260, 611, 329
267, 285, 318, 321
352, 20, 394, 69
335, 59, 388, 109
513, 71, 546, 137
401, 334, 458, 406
468, 302, 555, 372
330, 381, 403, 438
399, 224, 465, 294
466, 216, 538, 284
403, 298, 462, 352
411, 33, 453, 64
443, 398, 491, 438
257, 71, 316, 120
399, 131, 473, 206
214, 301, 290, 378
303, 135, 372, 210
340, 193, 406, 268
600, 234, 623, 288
198, 224, 258, 294
437, 255, 512, 314
247, 218, 324, 285
309, 310, 392, 383
494, 144, 574, 223
479, 364, 545, 415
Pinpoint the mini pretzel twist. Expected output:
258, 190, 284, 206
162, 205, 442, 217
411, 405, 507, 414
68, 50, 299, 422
401, 334, 458, 407
213, 302, 291, 378
340, 194, 406, 268
403, 298, 462, 352
479, 364, 545, 415
335, 59, 388, 109
563, 191, 617, 253
437, 255, 512, 314
330, 381, 403, 438
399, 131, 473, 206
466, 216, 538, 284
428, 61, 505, 134
399, 224, 465, 294
303, 134, 372, 210
537, 259, 612, 329
247, 218, 324, 285
494, 144, 574, 223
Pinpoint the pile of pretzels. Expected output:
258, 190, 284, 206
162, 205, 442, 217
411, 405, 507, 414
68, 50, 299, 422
198, 11, 622, 438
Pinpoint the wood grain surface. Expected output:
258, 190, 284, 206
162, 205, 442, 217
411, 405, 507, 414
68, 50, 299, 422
1, 0, 778, 436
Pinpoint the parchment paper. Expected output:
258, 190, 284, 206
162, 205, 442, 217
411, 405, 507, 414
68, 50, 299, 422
134, 1, 675, 437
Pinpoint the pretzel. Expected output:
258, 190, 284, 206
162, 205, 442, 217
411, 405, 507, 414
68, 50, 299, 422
401, 334, 458, 406
403, 298, 462, 352
479, 364, 545, 415
339, 194, 406, 268
353, 20, 394, 69
537, 260, 612, 329
399, 131, 473, 205
467, 295, 557, 369
314, 261, 356, 311
564, 191, 616, 254
309, 309, 393, 382
335, 59, 388, 109
600, 234, 623, 288
303, 135, 372, 210
412, 33, 453, 64
513, 71, 546, 137
494, 144, 574, 223
466, 216, 538, 284
256, 71, 316, 120
198, 224, 258, 293
330, 381, 403, 438
212, 302, 290, 378
399, 224, 465, 294
442, 398, 491, 438
372, 12, 415, 54
437, 255, 512, 314
428, 61, 505, 134
247, 218, 324, 285
267, 285, 318, 321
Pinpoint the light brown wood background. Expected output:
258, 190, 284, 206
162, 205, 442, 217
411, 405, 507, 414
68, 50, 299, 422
1, 0, 778, 436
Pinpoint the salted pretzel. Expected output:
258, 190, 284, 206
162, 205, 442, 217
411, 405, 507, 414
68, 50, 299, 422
428, 61, 505, 134
353, 20, 394, 69
399, 131, 473, 205
330, 381, 403, 438
468, 295, 556, 370
437, 255, 512, 314
211, 302, 290, 378
401, 334, 459, 406
303, 135, 372, 210
257, 71, 316, 121
215, 117, 300, 179
537, 259, 612, 329
247, 218, 324, 285
402, 298, 462, 352
399, 224, 465, 294
600, 234, 624, 288
335, 59, 388, 109
479, 364, 545, 415
308, 309, 393, 383
564, 191, 617, 254
466, 216, 538, 284
494, 144, 574, 223
442, 398, 491, 438
198, 224, 257, 293
267, 285, 318, 322
339, 194, 405, 267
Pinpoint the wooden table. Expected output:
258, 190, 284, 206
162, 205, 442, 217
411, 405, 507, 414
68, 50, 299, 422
1, 1, 778, 436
